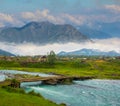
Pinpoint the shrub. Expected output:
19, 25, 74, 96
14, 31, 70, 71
2, 86, 25, 94
28, 90, 43, 98
60, 103, 67, 106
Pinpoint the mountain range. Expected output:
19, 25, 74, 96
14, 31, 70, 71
77, 22, 120, 39
58, 49, 120, 56
0, 49, 15, 56
0, 21, 119, 44
77, 26, 112, 39
94, 22, 120, 37
0, 21, 89, 44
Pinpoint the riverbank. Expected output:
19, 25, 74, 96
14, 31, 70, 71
23, 79, 120, 106
0, 57, 120, 79
0, 86, 66, 106
0, 69, 120, 106
0, 56, 120, 105
1, 78, 120, 106
0, 69, 95, 87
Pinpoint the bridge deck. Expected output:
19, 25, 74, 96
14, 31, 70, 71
18, 76, 71, 82
0, 76, 94, 87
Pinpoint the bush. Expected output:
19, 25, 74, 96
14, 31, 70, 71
10, 79, 20, 88
2, 86, 25, 94
60, 103, 67, 106
28, 90, 43, 98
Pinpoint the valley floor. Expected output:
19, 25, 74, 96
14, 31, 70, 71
0, 57, 120, 106
0, 57, 120, 79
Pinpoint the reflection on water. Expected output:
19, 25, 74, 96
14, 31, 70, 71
23, 80, 120, 106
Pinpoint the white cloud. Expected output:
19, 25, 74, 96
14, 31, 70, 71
0, 38, 120, 56
21, 10, 94, 26
0, 8, 120, 27
21, 12, 35, 20
61, 14, 85, 25
21, 9, 88, 25
0, 13, 14, 22
105, 5, 120, 13
21, 9, 120, 26
21, 9, 65, 24
0, 13, 24, 27
0, 7, 120, 28
0, 13, 14, 27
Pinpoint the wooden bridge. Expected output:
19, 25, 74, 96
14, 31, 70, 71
18, 76, 74, 85
18, 76, 94, 84
0, 76, 94, 88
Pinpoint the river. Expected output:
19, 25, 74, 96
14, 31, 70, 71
0, 70, 54, 82
22, 79, 120, 106
0, 70, 120, 106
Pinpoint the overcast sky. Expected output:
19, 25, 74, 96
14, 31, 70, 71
0, 38, 120, 55
0, 0, 120, 27
0, 0, 120, 55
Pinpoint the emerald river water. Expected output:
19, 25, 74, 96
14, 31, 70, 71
22, 80, 120, 106
0, 70, 120, 106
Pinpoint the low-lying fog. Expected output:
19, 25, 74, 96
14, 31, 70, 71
0, 38, 120, 56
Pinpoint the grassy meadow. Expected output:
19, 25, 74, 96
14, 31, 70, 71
0, 56, 120, 106
0, 87, 64, 106
0, 56, 120, 79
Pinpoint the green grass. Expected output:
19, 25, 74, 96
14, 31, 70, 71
0, 87, 62, 106
0, 57, 120, 106
0, 58, 120, 79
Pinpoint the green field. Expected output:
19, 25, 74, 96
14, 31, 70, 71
0, 56, 120, 106
0, 87, 63, 106
0, 57, 120, 79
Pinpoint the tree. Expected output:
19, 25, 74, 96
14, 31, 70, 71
10, 79, 20, 88
47, 51, 56, 65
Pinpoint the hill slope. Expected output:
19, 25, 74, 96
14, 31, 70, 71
58, 49, 120, 56
0, 21, 89, 44
77, 26, 112, 39
76, 22, 120, 39
0, 49, 15, 56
